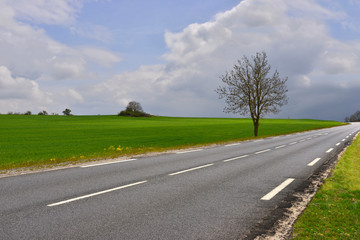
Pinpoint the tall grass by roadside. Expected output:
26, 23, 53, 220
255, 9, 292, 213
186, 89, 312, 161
0, 115, 343, 170
292, 134, 360, 239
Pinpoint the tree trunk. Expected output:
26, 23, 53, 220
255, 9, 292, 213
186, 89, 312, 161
253, 120, 259, 137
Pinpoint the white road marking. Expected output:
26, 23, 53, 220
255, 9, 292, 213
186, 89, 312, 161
275, 145, 286, 149
336, 143, 341, 146
255, 149, 271, 154
345, 136, 349, 139
223, 155, 249, 162
47, 181, 148, 207
289, 142, 297, 145
225, 143, 241, 147
306, 137, 312, 140
326, 148, 334, 153
342, 139, 346, 141
272, 136, 280, 139
254, 139, 264, 142
299, 139, 306, 143
80, 159, 137, 168
308, 158, 321, 166
261, 178, 295, 201
176, 149, 203, 154
168, 164, 214, 176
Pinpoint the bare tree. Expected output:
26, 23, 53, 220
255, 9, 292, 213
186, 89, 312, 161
348, 110, 360, 122
216, 51, 288, 136
126, 101, 144, 113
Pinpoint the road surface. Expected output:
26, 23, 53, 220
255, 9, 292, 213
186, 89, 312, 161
0, 123, 359, 239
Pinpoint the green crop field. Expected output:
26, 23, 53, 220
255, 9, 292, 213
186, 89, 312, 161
0, 115, 344, 170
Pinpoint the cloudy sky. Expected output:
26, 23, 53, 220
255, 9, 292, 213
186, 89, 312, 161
0, 0, 359, 121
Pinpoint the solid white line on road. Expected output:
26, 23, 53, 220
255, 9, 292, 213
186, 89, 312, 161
80, 159, 137, 168
275, 145, 286, 149
255, 149, 271, 154
225, 143, 241, 147
223, 155, 249, 162
168, 164, 214, 176
254, 139, 264, 142
326, 148, 334, 153
308, 158, 321, 166
289, 142, 298, 145
261, 178, 295, 201
176, 149, 203, 154
47, 181, 148, 207
336, 143, 341, 146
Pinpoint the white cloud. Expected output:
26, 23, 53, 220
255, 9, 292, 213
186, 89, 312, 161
10, 0, 82, 25
82, 0, 360, 120
1, 0, 359, 120
80, 47, 121, 68
321, 51, 358, 74
0, 0, 121, 82
0, 65, 53, 112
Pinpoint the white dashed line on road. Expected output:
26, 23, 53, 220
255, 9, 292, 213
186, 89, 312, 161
80, 159, 137, 168
225, 143, 241, 147
47, 181, 148, 207
275, 145, 286, 149
326, 148, 334, 153
223, 155, 249, 162
307, 158, 321, 166
255, 149, 271, 154
261, 178, 295, 201
176, 149, 203, 154
168, 164, 214, 176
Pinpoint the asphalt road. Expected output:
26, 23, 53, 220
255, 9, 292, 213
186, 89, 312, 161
1, 123, 359, 240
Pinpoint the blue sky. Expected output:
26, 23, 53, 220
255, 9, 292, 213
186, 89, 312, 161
43, 0, 242, 71
0, 0, 359, 121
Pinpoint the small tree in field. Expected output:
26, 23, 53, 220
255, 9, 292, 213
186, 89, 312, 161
118, 101, 150, 117
38, 110, 48, 115
126, 101, 144, 113
62, 108, 72, 116
216, 51, 288, 136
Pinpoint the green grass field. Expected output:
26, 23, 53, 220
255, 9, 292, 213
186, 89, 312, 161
292, 134, 360, 239
0, 115, 343, 170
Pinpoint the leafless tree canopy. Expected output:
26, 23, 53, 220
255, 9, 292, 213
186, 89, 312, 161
216, 51, 288, 136
126, 101, 144, 113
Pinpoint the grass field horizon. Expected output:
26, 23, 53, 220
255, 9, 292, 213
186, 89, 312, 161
0, 114, 344, 170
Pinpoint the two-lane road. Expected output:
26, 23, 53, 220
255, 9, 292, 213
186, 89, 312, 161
1, 123, 359, 239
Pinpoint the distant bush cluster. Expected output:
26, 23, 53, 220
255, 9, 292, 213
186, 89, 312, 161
4, 109, 72, 116
118, 101, 151, 117
344, 110, 360, 122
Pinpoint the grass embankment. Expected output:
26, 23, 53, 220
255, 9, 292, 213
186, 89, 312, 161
292, 134, 360, 239
0, 115, 343, 170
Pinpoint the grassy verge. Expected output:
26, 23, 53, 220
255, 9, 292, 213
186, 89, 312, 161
0, 115, 343, 170
292, 133, 360, 239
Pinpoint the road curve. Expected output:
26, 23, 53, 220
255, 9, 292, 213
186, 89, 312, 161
0, 123, 359, 239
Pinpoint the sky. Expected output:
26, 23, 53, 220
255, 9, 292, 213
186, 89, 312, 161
0, 0, 359, 121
